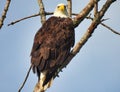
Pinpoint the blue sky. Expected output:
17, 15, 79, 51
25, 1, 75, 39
0, 0, 120, 92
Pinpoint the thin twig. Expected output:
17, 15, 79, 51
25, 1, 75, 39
67, 0, 72, 17
101, 23, 120, 35
8, 12, 78, 26
86, 15, 109, 22
8, 13, 40, 26
101, 18, 110, 22
0, 0, 11, 29
18, 65, 32, 92
86, 16, 120, 35
38, 0, 46, 24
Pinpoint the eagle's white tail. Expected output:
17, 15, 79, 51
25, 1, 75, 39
33, 71, 53, 92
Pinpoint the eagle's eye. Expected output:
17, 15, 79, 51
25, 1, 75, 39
57, 6, 60, 8
57, 5, 66, 9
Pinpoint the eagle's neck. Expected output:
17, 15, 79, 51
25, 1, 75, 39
53, 11, 68, 18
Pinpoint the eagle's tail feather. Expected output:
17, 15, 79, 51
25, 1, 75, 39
33, 71, 53, 92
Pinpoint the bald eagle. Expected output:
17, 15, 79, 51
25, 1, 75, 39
31, 3, 75, 92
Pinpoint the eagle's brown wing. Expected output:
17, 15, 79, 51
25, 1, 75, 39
31, 16, 75, 85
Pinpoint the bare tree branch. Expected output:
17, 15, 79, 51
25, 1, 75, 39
8, 13, 40, 26
8, 0, 49, 26
94, 0, 98, 16
101, 23, 120, 35
67, 0, 72, 17
8, 12, 53, 26
73, 0, 100, 28
86, 16, 120, 35
99, 0, 116, 19
38, 0, 46, 24
54, 0, 116, 79
8, 12, 79, 26
18, 65, 32, 92
0, 0, 11, 29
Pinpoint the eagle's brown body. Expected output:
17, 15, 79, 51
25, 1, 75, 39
31, 16, 75, 91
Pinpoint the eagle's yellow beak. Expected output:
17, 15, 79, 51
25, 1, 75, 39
58, 5, 65, 11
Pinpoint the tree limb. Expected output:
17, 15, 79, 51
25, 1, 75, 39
101, 23, 120, 35
8, 13, 40, 26
0, 0, 11, 29
38, 0, 46, 24
8, 12, 53, 26
86, 16, 120, 35
73, 0, 100, 28
8, 12, 79, 26
67, 0, 72, 17
18, 65, 32, 92
94, 0, 98, 16
54, 0, 116, 79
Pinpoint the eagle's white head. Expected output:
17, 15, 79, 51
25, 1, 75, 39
53, 3, 68, 18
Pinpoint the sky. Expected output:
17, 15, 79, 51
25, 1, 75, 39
0, 0, 120, 92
